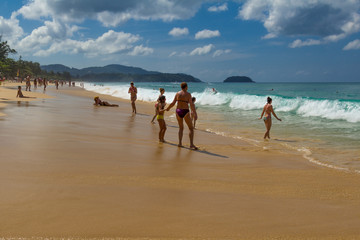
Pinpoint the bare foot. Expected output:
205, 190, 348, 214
178, 144, 183, 148
190, 145, 199, 150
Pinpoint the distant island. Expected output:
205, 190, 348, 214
223, 76, 254, 83
41, 64, 202, 83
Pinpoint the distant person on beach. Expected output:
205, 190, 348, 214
128, 82, 137, 114
191, 97, 197, 129
156, 95, 167, 142
55, 80, 59, 90
25, 76, 31, 91
166, 82, 198, 150
259, 97, 282, 139
151, 88, 165, 123
43, 78, 47, 91
93, 96, 119, 107
34, 78, 37, 88
16, 86, 35, 98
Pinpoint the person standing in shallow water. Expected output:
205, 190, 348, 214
259, 97, 282, 139
128, 82, 137, 114
166, 82, 198, 150
156, 95, 167, 142
151, 88, 165, 123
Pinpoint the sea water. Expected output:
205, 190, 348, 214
79, 81, 360, 173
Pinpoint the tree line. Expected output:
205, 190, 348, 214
0, 36, 71, 81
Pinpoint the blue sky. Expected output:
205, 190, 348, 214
1, 0, 360, 82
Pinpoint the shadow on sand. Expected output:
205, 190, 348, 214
163, 141, 228, 159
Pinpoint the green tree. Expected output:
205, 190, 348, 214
63, 71, 71, 80
0, 36, 16, 61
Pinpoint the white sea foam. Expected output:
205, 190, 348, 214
296, 99, 360, 123
80, 82, 360, 123
81, 82, 177, 103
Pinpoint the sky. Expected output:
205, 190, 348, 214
1, 0, 360, 82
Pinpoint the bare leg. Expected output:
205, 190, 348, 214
176, 114, 184, 147
151, 110, 157, 123
131, 101, 137, 114
264, 119, 272, 139
159, 119, 167, 142
184, 113, 197, 150
157, 120, 162, 141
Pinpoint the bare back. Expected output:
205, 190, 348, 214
176, 90, 192, 109
264, 103, 273, 117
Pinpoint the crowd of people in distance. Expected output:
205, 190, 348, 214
13, 75, 76, 96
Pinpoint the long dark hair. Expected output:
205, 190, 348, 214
159, 95, 166, 103
267, 97, 272, 104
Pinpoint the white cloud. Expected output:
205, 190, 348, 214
0, 13, 24, 44
343, 39, 360, 50
169, 51, 177, 57
212, 49, 231, 57
195, 29, 220, 39
208, 3, 228, 12
128, 45, 154, 56
17, 0, 205, 26
169, 27, 189, 37
238, 0, 360, 47
15, 20, 79, 52
33, 30, 141, 57
289, 39, 322, 48
190, 44, 214, 56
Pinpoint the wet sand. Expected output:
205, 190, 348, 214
1, 84, 360, 239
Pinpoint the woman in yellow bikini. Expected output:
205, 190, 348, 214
156, 95, 167, 142
151, 88, 165, 123
259, 97, 282, 139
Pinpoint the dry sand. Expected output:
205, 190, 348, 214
1, 84, 360, 239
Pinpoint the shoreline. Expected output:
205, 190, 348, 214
1, 84, 360, 238
75, 82, 360, 174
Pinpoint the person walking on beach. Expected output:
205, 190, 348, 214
166, 82, 198, 150
151, 88, 165, 123
43, 78, 47, 91
25, 76, 31, 91
259, 97, 282, 139
128, 82, 137, 114
156, 95, 167, 142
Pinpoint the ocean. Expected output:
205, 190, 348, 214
78, 81, 360, 173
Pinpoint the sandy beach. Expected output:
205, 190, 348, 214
1, 83, 360, 239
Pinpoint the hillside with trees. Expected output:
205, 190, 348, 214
41, 64, 202, 83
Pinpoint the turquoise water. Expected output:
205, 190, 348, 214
80, 81, 360, 173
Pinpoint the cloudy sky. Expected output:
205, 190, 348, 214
1, 0, 360, 82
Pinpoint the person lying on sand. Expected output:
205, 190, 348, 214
16, 86, 36, 98
93, 96, 119, 107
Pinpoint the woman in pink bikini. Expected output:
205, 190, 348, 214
259, 97, 282, 139
166, 82, 198, 150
